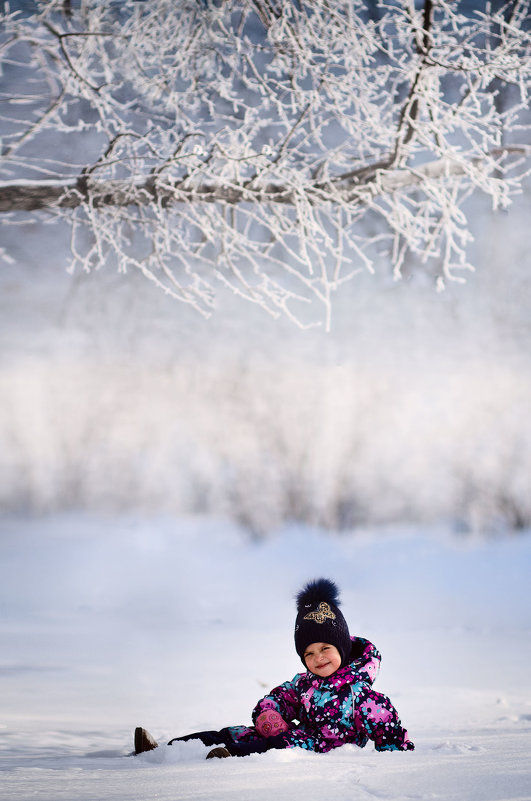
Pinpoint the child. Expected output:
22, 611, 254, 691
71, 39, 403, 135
134, 578, 414, 758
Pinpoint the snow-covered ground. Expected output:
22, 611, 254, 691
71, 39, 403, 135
1, 515, 530, 801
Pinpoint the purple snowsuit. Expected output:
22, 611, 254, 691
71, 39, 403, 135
171, 637, 413, 756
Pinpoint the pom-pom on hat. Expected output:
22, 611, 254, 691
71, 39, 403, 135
294, 578, 351, 668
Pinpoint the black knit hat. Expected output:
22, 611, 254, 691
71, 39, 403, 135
294, 578, 351, 668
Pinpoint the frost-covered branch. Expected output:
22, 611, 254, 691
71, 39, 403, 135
2, 144, 529, 212
1, 0, 530, 327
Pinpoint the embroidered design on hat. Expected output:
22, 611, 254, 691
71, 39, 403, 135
304, 601, 336, 624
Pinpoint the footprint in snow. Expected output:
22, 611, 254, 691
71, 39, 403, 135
431, 742, 483, 754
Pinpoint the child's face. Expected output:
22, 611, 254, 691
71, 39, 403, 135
303, 642, 342, 677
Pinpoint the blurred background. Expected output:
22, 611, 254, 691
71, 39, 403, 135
2, 0, 531, 540
1, 181, 530, 537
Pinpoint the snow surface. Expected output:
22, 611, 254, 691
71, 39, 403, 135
1, 515, 530, 801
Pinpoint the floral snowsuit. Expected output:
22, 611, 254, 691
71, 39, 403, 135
171, 637, 413, 756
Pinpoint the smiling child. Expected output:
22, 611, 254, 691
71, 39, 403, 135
135, 578, 414, 758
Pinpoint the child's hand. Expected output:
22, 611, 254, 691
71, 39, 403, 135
255, 709, 289, 738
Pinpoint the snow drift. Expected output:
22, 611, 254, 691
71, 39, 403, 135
1, 515, 530, 801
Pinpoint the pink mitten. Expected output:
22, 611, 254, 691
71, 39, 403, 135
255, 709, 289, 738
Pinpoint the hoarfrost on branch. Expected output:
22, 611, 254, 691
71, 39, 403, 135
1, 0, 530, 327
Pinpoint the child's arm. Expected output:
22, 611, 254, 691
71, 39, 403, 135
349, 637, 381, 684
252, 674, 302, 730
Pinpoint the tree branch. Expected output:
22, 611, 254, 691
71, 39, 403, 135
0, 0, 529, 324
2, 146, 529, 213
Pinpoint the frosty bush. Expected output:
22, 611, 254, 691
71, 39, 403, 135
1, 0, 530, 327
2, 350, 531, 535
